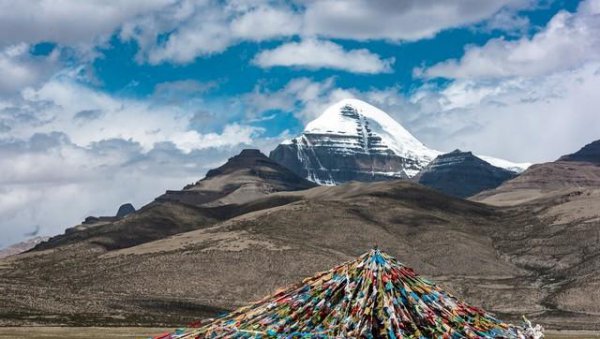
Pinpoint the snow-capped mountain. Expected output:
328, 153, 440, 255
270, 98, 529, 185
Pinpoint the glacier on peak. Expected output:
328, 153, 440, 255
303, 98, 440, 162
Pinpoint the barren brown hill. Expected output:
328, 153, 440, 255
474, 139, 600, 206
2, 178, 600, 330
31, 149, 315, 251
472, 161, 600, 206
470, 141, 600, 330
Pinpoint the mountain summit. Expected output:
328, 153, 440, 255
270, 99, 527, 185
162, 148, 317, 207
270, 99, 440, 184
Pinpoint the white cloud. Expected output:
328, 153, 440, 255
253, 39, 394, 73
303, 0, 528, 41
0, 131, 287, 248
479, 9, 530, 35
421, 0, 600, 79
119, 0, 531, 65
0, 0, 175, 47
0, 73, 282, 248
144, 5, 234, 64
121, 1, 303, 65
409, 63, 600, 162
0, 44, 61, 96
246, 63, 600, 164
230, 6, 302, 40
243, 77, 355, 122
0, 134, 260, 248
0, 0, 535, 66
2, 75, 260, 152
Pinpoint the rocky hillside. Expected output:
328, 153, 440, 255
31, 149, 315, 252
473, 139, 600, 206
559, 139, 600, 164
413, 150, 517, 198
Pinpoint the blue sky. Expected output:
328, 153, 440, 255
85, 0, 577, 138
0, 0, 599, 247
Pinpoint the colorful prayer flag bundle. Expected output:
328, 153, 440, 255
157, 249, 542, 338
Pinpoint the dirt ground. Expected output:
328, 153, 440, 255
0, 327, 169, 339
0, 328, 598, 339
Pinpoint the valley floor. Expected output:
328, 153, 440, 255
0, 327, 167, 338
0, 328, 598, 339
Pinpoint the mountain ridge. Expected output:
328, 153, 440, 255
31, 149, 315, 252
414, 149, 517, 198
270, 99, 529, 185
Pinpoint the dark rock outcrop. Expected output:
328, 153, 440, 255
559, 139, 600, 164
116, 203, 136, 218
414, 150, 517, 198
270, 141, 419, 184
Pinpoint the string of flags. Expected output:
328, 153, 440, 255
153, 249, 544, 338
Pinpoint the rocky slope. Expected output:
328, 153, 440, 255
559, 139, 600, 164
32, 149, 315, 251
414, 150, 517, 198
270, 99, 439, 184
469, 139, 600, 329
158, 149, 316, 207
270, 99, 529, 185
473, 139, 600, 206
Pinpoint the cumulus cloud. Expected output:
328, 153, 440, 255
120, 1, 302, 65
0, 44, 61, 96
119, 0, 530, 65
420, 0, 600, 79
478, 9, 530, 35
243, 77, 354, 122
0, 0, 534, 66
230, 6, 302, 40
0, 74, 281, 248
303, 0, 528, 41
2, 75, 260, 152
253, 39, 394, 73
0, 0, 175, 47
0, 132, 280, 248
410, 64, 600, 162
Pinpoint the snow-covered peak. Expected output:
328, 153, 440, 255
303, 98, 440, 162
276, 98, 530, 181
